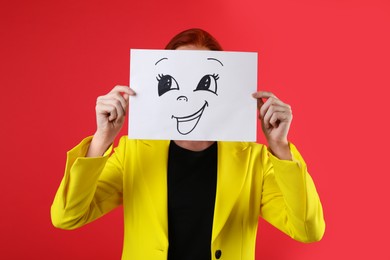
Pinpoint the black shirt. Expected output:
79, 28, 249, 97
167, 141, 218, 260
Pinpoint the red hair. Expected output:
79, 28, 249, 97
165, 28, 223, 51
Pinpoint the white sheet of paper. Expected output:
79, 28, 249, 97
128, 49, 258, 141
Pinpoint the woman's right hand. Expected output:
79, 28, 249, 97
87, 85, 136, 157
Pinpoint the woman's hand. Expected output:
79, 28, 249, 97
87, 85, 136, 157
252, 91, 293, 160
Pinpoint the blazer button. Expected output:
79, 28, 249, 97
215, 249, 222, 259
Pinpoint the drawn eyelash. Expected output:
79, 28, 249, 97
156, 74, 165, 81
212, 73, 220, 80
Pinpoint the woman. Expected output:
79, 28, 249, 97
51, 28, 325, 260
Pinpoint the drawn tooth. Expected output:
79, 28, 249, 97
177, 116, 202, 135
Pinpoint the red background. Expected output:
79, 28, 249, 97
1, 0, 389, 259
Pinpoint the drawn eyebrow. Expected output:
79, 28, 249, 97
155, 57, 168, 66
207, 58, 224, 66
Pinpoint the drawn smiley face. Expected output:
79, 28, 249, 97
155, 57, 223, 135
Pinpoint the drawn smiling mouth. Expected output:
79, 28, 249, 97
171, 101, 208, 135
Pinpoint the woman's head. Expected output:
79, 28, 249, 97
165, 28, 223, 51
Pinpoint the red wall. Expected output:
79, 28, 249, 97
1, 0, 389, 259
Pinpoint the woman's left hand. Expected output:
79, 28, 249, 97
252, 91, 293, 160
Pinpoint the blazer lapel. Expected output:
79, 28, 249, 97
212, 142, 251, 242
138, 140, 170, 240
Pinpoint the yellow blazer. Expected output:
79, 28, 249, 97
51, 136, 325, 260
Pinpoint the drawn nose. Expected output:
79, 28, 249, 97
177, 96, 188, 102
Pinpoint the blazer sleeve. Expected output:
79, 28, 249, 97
51, 136, 125, 230
259, 143, 325, 242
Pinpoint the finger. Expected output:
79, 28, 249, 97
96, 103, 118, 122
259, 97, 289, 119
103, 99, 126, 120
267, 106, 293, 127
128, 87, 136, 96
256, 96, 264, 111
252, 91, 278, 100
110, 85, 136, 96
123, 93, 130, 114
99, 93, 128, 115
97, 96, 126, 121
262, 102, 291, 126
109, 86, 135, 116
269, 111, 290, 128
108, 106, 119, 122
253, 91, 278, 112
263, 105, 283, 128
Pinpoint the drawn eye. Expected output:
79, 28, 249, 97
194, 74, 219, 95
157, 74, 179, 96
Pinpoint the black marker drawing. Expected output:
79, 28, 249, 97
157, 74, 179, 96
155, 57, 168, 65
172, 101, 208, 135
194, 73, 219, 95
207, 57, 224, 66
155, 56, 222, 135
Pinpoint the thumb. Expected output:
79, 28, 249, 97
123, 93, 130, 115
252, 92, 265, 111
